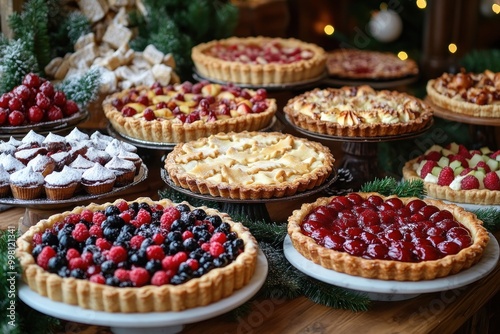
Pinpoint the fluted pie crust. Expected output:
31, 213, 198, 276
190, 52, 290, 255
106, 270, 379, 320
165, 131, 335, 200
287, 193, 490, 281
283, 85, 433, 137
16, 197, 258, 312
426, 70, 500, 118
191, 36, 327, 85
402, 158, 500, 205
103, 85, 277, 143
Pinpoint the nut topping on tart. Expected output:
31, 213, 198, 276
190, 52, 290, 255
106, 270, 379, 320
287, 193, 489, 281
191, 36, 327, 85
165, 131, 335, 200
426, 69, 500, 117
103, 81, 277, 143
326, 49, 419, 80
16, 197, 258, 312
283, 85, 433, 137
402, 143, 500, 204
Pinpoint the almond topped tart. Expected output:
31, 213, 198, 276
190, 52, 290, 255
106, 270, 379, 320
326, 49, 419, 80
103, 80, 277, 143
426, 69, 500, 117
283, 85, 433, 137
402, 143, 500, 205
191, 36, 327, 85
164, 131, 335, 200
16, 197, 258, 312
287, 192, 490, 281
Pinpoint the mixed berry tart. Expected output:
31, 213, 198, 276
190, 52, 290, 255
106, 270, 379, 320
402, 143, 500, 205
191, 36, 327, 85
426, 69, 500, 117
283, 85, 433, 137
103, 80, 277, 143
0, 73, 80, 127
165, 131, 335, 200
16, 197, 258, 312
287, 192, 489, 281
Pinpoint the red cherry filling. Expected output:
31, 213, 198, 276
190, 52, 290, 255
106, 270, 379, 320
300, 194, 473, 262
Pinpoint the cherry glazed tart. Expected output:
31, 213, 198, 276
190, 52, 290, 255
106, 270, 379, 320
16, 197, 258, 312
402, 143, 500, 205
287, 192, 490, 281
426, 69, 500, 117
326, 49, 419, 80
165, 131, 335, 200
103, 80, 277, 143
191, 36, 327, 85
283, 85, 433, 137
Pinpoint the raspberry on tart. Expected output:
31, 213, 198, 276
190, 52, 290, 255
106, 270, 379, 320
426, 69, 500, 117
287, 192, 490, 281
283, 85, 433, 137
16, 197, 258, 312
103, 80, 277, 143
191, 36, 327, 85
403, 143, 500, 204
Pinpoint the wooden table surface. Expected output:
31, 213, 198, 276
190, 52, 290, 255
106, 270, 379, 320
1, 148, 499, 334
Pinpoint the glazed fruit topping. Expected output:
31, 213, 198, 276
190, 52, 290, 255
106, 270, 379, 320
0, 73, 80, 126
31, 201, 245, 287
111, 81, 270, 124
300, 193, 473, 262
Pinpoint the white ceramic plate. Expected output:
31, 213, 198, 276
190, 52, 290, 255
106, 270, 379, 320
284, 235, 499, 301
19, 250, 268, 334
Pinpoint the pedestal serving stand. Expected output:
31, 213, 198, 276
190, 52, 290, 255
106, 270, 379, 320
161, 168, 338, 223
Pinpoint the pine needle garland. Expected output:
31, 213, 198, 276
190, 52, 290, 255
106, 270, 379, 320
473, 208, 500, 232
0, 39, 39, 93
55, 67, 101, 108
360, 177, 424, 198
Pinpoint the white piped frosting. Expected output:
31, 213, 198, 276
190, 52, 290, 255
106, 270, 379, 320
0, 165, 9, 185
1, 154, 25, 173
45, 166, 81, 186
10, 166, 44, 186
82, 163, 116, 184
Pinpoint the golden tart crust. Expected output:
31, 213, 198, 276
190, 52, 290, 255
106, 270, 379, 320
426, 70, 500, 118
283, 85, 433, 137
16, 197, 258, 312
402, 158, 500, 205
326, 49, 418, 80
287, 193, 490, 281
191, 36, 327, 85
103, 83, 277, 143
165, 131, 335, 200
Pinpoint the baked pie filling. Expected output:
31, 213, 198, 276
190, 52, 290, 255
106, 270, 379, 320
288, 192, 489, 281
426, 70, 500, 117
16, 197, 258, 312
103, 81, 277, 143
165, 131, 335, 200
283, 85, 433, 137
191, 36, 327, 85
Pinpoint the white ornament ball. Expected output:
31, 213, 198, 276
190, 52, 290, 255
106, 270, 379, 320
368, 9, 403, 43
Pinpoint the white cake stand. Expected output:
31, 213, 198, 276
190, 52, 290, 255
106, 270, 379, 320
19, 250, 268, 334
284, 235, 499, 301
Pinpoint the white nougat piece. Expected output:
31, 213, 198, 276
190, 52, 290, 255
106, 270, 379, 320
152, 64, 172, 86
143, 44, 165, 65
44, 57, 63, 78
102, 22, 132, 49
78, 0, 109, 23
74, 33, 96, 50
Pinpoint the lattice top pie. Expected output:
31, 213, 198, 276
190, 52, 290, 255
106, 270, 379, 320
191, 36, 327, 85
283, 85, 433, 137
165, 131, 335, 200
426, 70, 500, 117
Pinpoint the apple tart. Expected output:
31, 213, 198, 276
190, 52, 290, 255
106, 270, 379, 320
16, 197, 258, 312
283, 85, 433, 137
164, 131, 335, 200
191, 36, 327, 85
288, 192, 490, 281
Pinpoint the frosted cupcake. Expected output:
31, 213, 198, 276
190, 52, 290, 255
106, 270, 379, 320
81, 163, 116, 195
42, 132, 67, 152
84, 147, 111, 165
0, 165, 11, 197
104, 156, 136, 186
9, 166, 44, 200
69, 155, 95, 175
1, 154, 25, 174
27, 155, 56, 177
18, 130, 45, 149
105, 138, 138, 155
65, 127, 89, 145
44, 166, 81, 200
50, 151, 71, 171
0, 141, 16, 155
117, 148, 142, 174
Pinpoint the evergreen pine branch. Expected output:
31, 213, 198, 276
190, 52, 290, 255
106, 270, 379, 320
65, 12, 91, 46
158, 187, 222, 210
302, 278, 370, 312
360, 177, 424, 198
56, 67, 101, 108
0, 39, 39, 93
393, 179, 425, 198
240, 219, 287, 247
360, 177, 398, 196
473, 208, 500, 233
460, 49, 500, 72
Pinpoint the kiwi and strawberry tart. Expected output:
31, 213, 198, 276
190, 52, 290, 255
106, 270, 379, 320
103, 80, 277, 143
16, 197, 258, 312
0, 73, 80, 127
403, 143, 500, 205
288, 192, 490, 281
